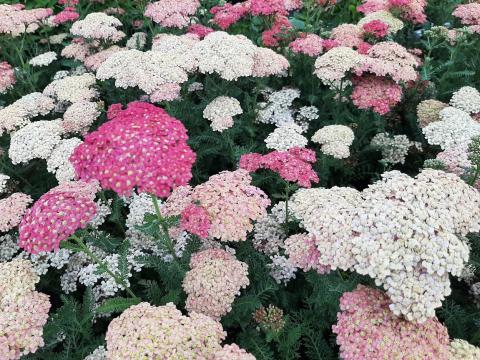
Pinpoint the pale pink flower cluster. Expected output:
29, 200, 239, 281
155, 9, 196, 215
0, 193, 33, 233
284, 233, 330, 274
290, 170, 480, 322
359, 41, 419, 83
453, 3, 480, 26
333, 285, 451, 360
289, 34, 324, 56
83, 46, 126, 71
18, 181, 98, 254
214, 344, 256, 360
193, 31, 289, 81
97, 35, 197, 101
144, 0, 200, 28
203, 96, 243, 132
70, 12, 125, 42
358, 0, 427, 24
0, 4, 53, 37
0, 259, 51, 359
331, 24, 364, 48
105, 302, 226, 359
0, 61, 15, 94
165, 170, 270, 242
62, 100, 101, 134
351, 75, 403, 114
61, 41, 92, 62
183, 249, 250, 319
0, 92, 55, 136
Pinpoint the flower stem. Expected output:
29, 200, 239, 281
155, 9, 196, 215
150, 194, 177, 259
70, 235, 138, 299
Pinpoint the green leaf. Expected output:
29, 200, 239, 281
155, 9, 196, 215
95, 297, 141, 314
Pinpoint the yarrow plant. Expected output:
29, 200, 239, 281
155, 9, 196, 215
2, 0, 480, 358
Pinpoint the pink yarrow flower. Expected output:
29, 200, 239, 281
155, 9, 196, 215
0, 61, 15, 94
262, 15, 293, 47
180, 204, 212, 239
333, 285, 451, 360
351, 75, 403, 115
70, 102, 196, 198
240, 147, 319, 188
144, 0, 200, 28
18, 181, 98, 254
289, 33, 323, 56
51, 7, 79, 25
187, 24, 214, 39
0, 193, 32, 233
362, 19, 389, 38
210, 2, 251, 30
251, 0, 288, 16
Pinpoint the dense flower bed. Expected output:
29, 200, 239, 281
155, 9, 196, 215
1, 0, 480, 359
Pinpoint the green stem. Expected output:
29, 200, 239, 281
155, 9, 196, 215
469, 165, 480, 187
70, 235, 138, 299
150, 194, 177, 259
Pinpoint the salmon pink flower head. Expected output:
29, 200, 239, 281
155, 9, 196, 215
262, 15, 293, 47
333, 285, 451, 360
70, 102, 196, 198
18, 181, 98, 254
251, 0, 288, 16
351, 75, 402, 115
164, 170, 270, 242
289, 33, 323, 56
240, 147, 319, 188
51, 7, 80, 25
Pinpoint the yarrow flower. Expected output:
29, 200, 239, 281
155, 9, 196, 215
284, 233, 331, 274
28, 51, 57, 67
164, 170, 270, 242
183, 248, 249, 319
144, 0, 200, 28
265, 123, 308, 151
449, 86, 480, 114
8, 120, 64, 165
0, 193, 32, 233
210, 2, 251, 30
192, 31, 289, 81
423, 106, 480, 150
311, 125, 355, 159
43, 73, 98, 103
453, 3, 480, 26
0, 61, 15, 93
18, 181, 98, 254
46, 138, 83, 183
240, 147, 319, 187
333, 285, 451, 360
416, 99, 447, 128
290, 170, 480, 322
203, 96, 243, 132
0, 259, 51, 359
449, 339, 480, 359
330, 24, 364, 48
70, 102, 196, 198
180, 204, 211, 239
214, 344, 256, 360
362, 19, 389, 37
252, 202, 287, 254
51, 6, 79, 25
371, 132, 416, 165
105, 302, 226, 359
358, 0, 427, 24
0, 4, 53, 37
314, 46, 365, 84
289, 33, 324, 56
262, 15, 293, 47
351, 75, 403, 114
70, 12, 125, 42
357, 10, 404, 34
0, 92, 55, 135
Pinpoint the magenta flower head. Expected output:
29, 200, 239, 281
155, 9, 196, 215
18, 181, 98, 254
70, 102, 196, 198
